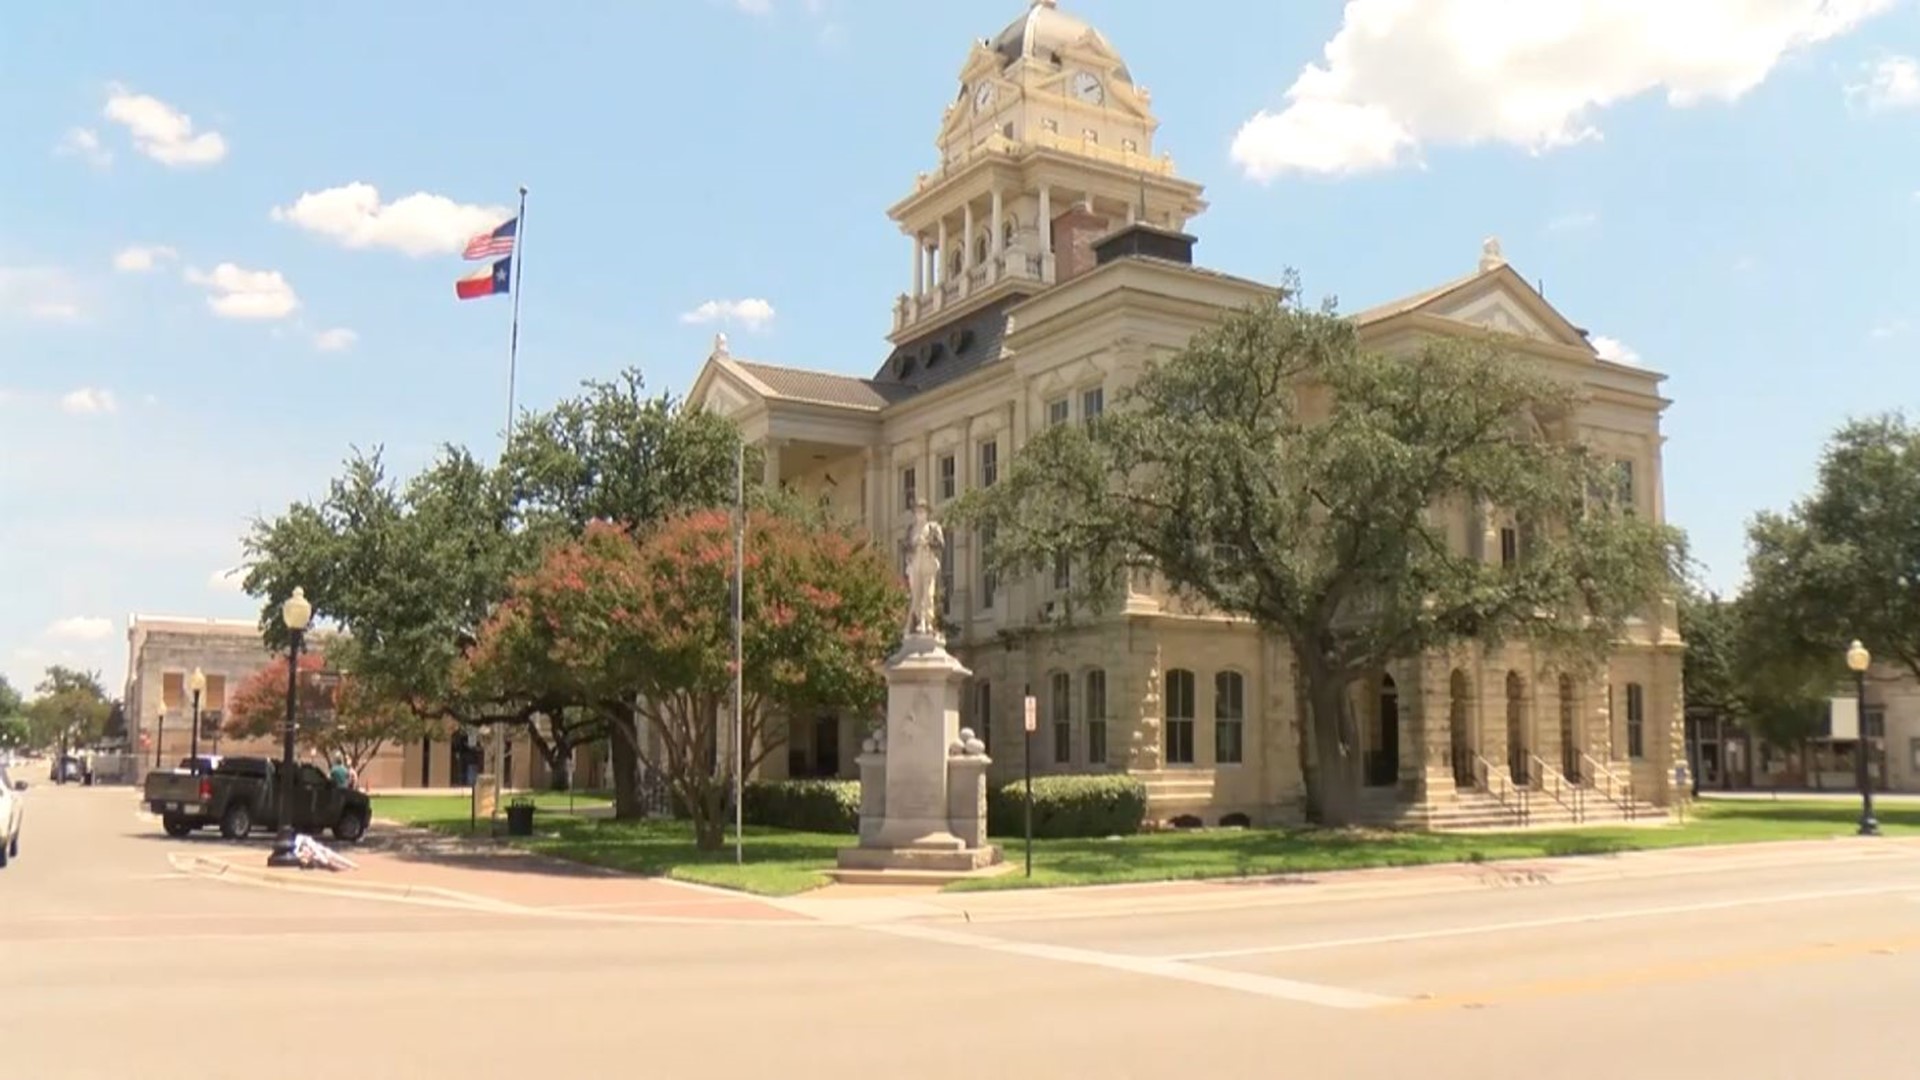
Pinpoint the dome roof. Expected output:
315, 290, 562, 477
988, 0, 1132, 82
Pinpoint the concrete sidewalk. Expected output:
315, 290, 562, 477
173, 820, 1920, 930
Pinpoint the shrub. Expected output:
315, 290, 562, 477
987, 774, 1148, 839
742, 779, 860, 834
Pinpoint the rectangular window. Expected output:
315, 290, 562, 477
976, 680, 992, 752
1615, 459, 1636, 514
939, 534, 954, 617
1626, 683, 1646, 759
1081, 386, 1104, 423
979, 440, 999, 487
1165, 669, 1196, 766
1051, 671, 1072, 765
1053, 551, 1071, 591
1215, 671, 1245, 765
938, 454, 956, 502
1046, 398, 1070, 427
1500, 526, 1518, 568
980, 522, 998, 607
1086, 669, 1108, 768
901, 467, 917, 514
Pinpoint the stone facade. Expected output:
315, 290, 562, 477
123, 616, 596, 792
685, 1, 1687, 825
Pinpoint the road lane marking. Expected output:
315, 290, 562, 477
1389, 932, 1920, 1012
870, 922, 1401, 1009
1155, 885, 1920, 962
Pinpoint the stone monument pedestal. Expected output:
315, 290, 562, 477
834, 634, 1004, 883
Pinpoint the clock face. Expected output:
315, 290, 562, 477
973, 81, 995, 112
1069, 70, 1104, 105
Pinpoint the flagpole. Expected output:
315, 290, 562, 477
504, 184, 528, 455
492, 183, 527, 832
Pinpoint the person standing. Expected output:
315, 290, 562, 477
328, 755, 351, 789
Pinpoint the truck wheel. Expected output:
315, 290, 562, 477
162, 816, 193, 838
220, 803, 253, 841
333, 811, 368, 844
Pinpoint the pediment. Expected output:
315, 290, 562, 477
687, 358, 764, 418
1415, 268, 1591, 351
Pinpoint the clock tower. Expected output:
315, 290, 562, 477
885, 0, 1208, 344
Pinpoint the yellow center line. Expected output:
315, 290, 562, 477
1386, 933, 1920, 1013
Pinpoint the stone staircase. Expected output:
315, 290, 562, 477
1138, 770, 1219, 826
1354, 783, 1667, 832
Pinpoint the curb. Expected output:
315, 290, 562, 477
166, 852, 526, 913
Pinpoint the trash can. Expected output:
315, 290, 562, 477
505, 799, 536, 837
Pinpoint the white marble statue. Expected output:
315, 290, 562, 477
903, 500, 945, 639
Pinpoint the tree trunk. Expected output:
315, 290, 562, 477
1298, 647, 1359, 827
609, 722, 641, 820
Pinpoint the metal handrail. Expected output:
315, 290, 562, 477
1529, 753, 1582, 822
1580, 752, 1635, 819
1473, 754, 1528, 826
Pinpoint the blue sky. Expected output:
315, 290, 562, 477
2, 0, 1918, 699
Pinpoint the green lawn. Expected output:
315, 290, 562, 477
370, 795, 1913, 898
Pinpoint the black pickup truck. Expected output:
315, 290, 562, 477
145, 756, 371, 843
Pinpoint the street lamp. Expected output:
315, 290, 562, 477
267, 587, 312, 867
154, 704, 166, 769
188, 668, 207, 768
1847, 639, 1878, 837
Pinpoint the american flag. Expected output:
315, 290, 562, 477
462, 217, 517, 260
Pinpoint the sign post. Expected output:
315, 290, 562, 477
1023, 686, 1036, 878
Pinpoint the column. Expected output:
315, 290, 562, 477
962, 201, 975, 273
990, 188, 1004, 258
935, 217, 948, 291
912, 235, 925, 299
1036, 186, 1054, 282
861, 447, 882, 543
762, 438, 784, 490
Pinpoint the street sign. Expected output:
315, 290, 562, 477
1023, 695, 1037, 733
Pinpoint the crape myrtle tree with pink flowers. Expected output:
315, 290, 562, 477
468, 511, 902, 850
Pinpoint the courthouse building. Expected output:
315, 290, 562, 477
688, 0, 1686, 826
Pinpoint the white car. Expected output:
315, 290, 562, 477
0, 764, 23, 868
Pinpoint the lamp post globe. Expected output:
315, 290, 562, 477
188, 667, 207, 769
267, 588, 314, 867
1847, 640, 1878, 837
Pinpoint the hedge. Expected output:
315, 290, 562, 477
742, 779, 860, 834
987, 774, 1148, 839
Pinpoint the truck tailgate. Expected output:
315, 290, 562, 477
144, 772, 205, 810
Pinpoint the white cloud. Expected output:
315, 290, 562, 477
1870, 317, 1909, 340
1232, 0, 1896, 180
271, 182, 510, 257
183, 263, 299, 320
60, 387, 119, 415
113, 244, 177, 273
313, 327, 358, 352
680, 297, 777, 330
102, 84, 227, 167
0, 267, 84, 322
46, 616, 113, 642
1590, 335, 1642, 365
1847, 55, 1920, 110
54, 127, 112, 168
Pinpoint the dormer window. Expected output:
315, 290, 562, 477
927, 342, 946, 366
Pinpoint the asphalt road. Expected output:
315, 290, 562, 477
9, 783, 1920, 1079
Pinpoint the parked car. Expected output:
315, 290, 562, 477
144, 755, 370, 843
0, 765, 24, 868
50, 755, 90, 784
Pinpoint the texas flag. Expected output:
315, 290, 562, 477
456, 257, 511, 301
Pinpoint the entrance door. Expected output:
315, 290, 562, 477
1449, 671, 1475, 787
814, 715, 841, 778
1558, 675, 1579, 782
1367, 678, 1400, 787
1506, 672, 1529, 785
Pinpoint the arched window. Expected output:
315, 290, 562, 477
1049, 670, 1072, 765
1085, 669, 1108, 768
1002, 218, 1017, 249
1215, 671, 1245, 764
1165, 669, 1196, 765
974, 233, 989, 265
1625, 683, 1646, 759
